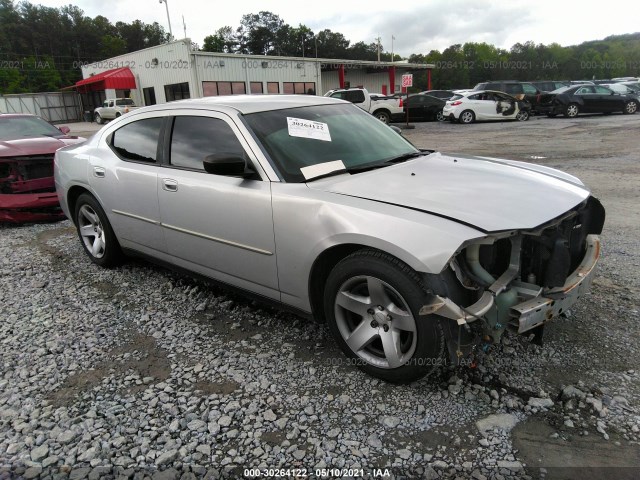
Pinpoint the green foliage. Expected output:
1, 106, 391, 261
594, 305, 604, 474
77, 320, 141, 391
0, 0, 169, 93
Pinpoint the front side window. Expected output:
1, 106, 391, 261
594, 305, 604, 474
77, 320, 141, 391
169, 116, 246, 170
595, 86, 614, 94
244, 104, 418, 183
522, 83, 538, 94
110, 118, 163, 163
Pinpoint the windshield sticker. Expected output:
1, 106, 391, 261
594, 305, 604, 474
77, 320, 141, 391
300, 160, 346, 180
287, 117, 331, 142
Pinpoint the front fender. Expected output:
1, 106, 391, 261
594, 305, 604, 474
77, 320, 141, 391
272, 183, 485, 312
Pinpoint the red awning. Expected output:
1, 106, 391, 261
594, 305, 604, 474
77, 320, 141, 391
74, 67, 136, 92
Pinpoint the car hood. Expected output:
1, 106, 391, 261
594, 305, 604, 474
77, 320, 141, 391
0, 136, 85, 158
307, 152, 590, 232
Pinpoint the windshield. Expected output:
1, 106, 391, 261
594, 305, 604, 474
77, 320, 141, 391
0, 116, 64, 141
244, 104, 419, 183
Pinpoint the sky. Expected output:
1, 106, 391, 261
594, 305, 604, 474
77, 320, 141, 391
33, 0, 639, 57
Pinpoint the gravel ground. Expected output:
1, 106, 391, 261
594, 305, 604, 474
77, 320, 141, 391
1, 113, 639, 479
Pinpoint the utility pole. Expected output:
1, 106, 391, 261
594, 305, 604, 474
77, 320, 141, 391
158, 0, 173, 40
182, 15, 186, 39
375, 36, 381, 62
391, 35, 395, 62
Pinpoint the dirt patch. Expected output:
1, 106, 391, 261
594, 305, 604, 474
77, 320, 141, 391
192, 379, 240, 396
48, 332, 171, 406
512, 416, 640, 479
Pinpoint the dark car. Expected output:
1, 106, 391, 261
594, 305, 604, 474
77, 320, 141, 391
473, 81, 554, 114
546, 85, 639, 117
530, 80, 569, 92
420, 89, 455, 99
0, 114, 85, 223
403, 94, 446, 121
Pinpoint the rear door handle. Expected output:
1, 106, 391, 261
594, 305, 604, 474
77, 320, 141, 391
162, 178, 178, 192
93, 167, 105, 178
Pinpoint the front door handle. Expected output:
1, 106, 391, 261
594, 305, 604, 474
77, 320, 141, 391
93, 167, 105, 178
162, 178, 178, 192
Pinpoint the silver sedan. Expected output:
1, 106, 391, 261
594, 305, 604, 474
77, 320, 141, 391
54, 95, 605, 383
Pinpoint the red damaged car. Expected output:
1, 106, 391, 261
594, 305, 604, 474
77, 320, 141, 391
0, 114, 85, 223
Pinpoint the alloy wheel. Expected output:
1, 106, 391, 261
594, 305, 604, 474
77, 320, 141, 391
78, 205, 106, 258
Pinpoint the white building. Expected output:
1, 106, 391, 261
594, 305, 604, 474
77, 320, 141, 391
74, 39, 432, 111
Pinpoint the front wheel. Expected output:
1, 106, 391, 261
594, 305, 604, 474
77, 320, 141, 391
564, 103, 579, 118
74, 193, 123, 268
623, 100, 638, 114
324, 249, 445, 383
516, 109, 530, 121
374, 110, 390, 124
459, 110, 475, 124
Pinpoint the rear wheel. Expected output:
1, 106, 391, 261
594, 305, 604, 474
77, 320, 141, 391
74, 193, 123, 268
324, 249, 445, 383
94, 113, 103, 124
115, 112, 122, 118
564, 103, 579, 118
374, 110, 390, 124
459, 110, 475, 124
436, 110, 445, 122
623, 100, 638, 114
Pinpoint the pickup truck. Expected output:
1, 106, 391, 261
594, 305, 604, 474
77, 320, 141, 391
324, 88, 403, 124
94, 98, 139, 124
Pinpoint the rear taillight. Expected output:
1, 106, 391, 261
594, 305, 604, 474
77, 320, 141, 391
399, 98, 403, 107
451, 100, 462, 106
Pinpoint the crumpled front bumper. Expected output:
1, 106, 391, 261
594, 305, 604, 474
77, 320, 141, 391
420, 234, 601, 334
0, 192, 65, 223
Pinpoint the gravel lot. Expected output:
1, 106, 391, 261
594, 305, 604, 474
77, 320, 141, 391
1, 114, 639, 479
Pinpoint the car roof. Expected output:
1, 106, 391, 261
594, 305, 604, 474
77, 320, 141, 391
0, 113, 38, 118
458, 90, 515, 97
136, 95, 345, 115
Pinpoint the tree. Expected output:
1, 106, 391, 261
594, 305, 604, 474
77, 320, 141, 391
203, 26, 236, 53
315, 29, 349, 58
236, 11, 284, 55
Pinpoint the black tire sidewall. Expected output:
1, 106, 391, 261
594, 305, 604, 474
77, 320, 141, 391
324, 251, 445, 384
74, 193, 122, 268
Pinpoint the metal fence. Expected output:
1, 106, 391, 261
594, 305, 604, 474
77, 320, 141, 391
0, 92, 82, 123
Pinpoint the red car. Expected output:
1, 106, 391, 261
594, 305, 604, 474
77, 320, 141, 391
0, 114, 86, 223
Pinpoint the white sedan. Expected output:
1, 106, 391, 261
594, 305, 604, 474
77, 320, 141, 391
443, 90, 531, 124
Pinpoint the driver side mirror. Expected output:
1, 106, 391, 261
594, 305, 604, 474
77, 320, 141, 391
58, 126, 70, 134
203, 154, 256, 178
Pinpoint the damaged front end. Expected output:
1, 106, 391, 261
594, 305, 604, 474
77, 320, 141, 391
0, 155, 64, 223
421, 196, 605, 353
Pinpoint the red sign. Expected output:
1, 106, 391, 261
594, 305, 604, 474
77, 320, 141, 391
401, 74, 413, 88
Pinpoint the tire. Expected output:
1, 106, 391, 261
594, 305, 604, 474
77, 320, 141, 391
516, 110, 530, 121
623, 100, 638, 114
436, 110, 445, 122
74, 193, 123, 268
458, 110, 475, 124
115, 112, 122, 118
324, 249, 445, 384
94, 113, 103, 124
564, 103, 579, 118
374, 110, 390, 124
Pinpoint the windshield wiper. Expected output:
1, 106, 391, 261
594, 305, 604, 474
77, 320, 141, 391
346, 152, 425, 173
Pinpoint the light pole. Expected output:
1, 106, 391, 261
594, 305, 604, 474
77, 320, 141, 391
158, 0, 173, 40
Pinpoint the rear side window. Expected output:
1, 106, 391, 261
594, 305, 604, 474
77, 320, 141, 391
504, 84, 523, 94
169, 116, 246, 170
111, 118, 163, 163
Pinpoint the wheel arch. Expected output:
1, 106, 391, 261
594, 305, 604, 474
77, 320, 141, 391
307, 241, 429, 323
372, 108, 391, 119
67, 185, 93, 225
